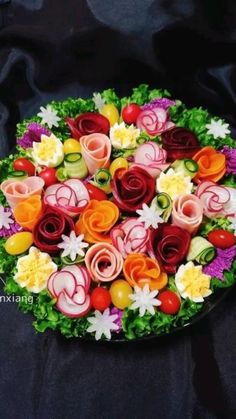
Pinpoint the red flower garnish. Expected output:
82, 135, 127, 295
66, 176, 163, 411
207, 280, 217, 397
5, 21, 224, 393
33, 206, 74, 254
161, 127, 201, 162
111, 167, 155, 213
65, 112, 110, 140
149, 223, 191, 274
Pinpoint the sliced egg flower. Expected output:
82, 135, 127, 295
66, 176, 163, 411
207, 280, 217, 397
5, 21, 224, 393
175, 261, 212, 303
32, 133, 64, 167
110, 122, 140, 149
156, 168, 193, 200
14, 246, 57, 293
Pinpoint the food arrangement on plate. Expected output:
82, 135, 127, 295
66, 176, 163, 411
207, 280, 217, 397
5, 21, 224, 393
0, 84, 236, 341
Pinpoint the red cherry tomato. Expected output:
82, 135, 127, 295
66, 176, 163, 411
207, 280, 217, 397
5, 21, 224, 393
207, 229, 236, 249
91, 287, 111, 311
158, 290, 181, 315
13, 158, 35, 176
39, 167, 57, 187
86, 183, 107, 201
122, 103, 141, 124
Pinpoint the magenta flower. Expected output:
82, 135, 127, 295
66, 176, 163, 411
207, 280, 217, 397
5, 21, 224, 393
110, 307, 123, 333
142, 98, 175, 111
0, 206, 21, 238
17, 122, 51, 149
203, 245, 236, 281
220, 146, 236, 175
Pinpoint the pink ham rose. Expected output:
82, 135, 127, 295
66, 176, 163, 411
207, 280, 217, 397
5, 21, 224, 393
44, 178, 90, 218
1, 176, 44, 209
80, 133, 111, 175
132, 141, 169, 178
172, 194, 203, 235
136, 107, 174, 136
195, 181, 236, 218
85, 242, 123, 283
111, 218, 150, 258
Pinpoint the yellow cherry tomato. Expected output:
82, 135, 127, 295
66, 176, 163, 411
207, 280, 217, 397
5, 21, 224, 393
110, 279, 133, 310
63, 138, 81, 154
5, 232, 33, 255
109, 158, 128, 177
100, 104, 119, 126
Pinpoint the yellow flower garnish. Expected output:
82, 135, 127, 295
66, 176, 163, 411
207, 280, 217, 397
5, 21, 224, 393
156, 168, 193, 200
15, 246, 57, 293
32, 133, 64, 167
175, 261, 212, 303
110, 122, 140, 149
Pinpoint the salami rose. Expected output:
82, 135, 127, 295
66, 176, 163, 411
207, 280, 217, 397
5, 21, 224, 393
65, 112, 110, 140
111, 167, 155, 213
149, 223, 191, 274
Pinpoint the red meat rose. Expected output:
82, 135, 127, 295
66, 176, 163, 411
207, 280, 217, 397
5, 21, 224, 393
111, 167, 155, 213
33, 206, 74, 254
65, 112, 110, 140
161, 127, 201, 162
149, 223, 191, 274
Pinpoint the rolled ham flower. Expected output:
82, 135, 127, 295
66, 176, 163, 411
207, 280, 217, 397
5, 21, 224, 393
111, 166, 156, 213
192, 146, 226, 183
132, 141, 169, 178
123, 253, 168, 291
195, 181, 236, 218
44, 178, 90, 218
13, 195, 43, 231
161, 127, 201, 162
65, 112, 110, 140
80, 133, 111, 175
149, 223, 191, 274
85, 242, 123, 283
136, 107, 174, 136
1, 176, 44, 209
172, 194, 203, 235
75, 200, 119, 243
33, 206, 74, 254
110, 218, 150, 258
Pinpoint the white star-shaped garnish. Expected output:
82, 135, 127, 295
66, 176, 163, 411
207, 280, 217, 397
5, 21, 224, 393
87, 308, 119, 340
0, 206, 14, 230
37, 105, 61, 128
136, 203, 164, 229
92, 92, 106, 111
129, 284, 161, 317
57, 231, 89, 261
206, 119, 230, 139
228, 217, 236, 235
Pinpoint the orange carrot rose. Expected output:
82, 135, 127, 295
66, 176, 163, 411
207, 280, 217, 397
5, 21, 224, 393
123, 253, 168, 291
75, 199, 119, 243
192, 146, 226, 183
13, 195, 43, 231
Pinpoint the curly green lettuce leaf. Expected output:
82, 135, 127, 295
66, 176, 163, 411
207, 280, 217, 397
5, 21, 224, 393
222, 174, 236, 188
199, 217, 233, 237
0, 239, 17, 274
210, 259, 236, 291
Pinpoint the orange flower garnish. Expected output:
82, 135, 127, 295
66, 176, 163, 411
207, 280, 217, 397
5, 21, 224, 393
75, 199, 119, 243
123, 253, 168, 291
192, 146, 226, 183
13, 195, 42, 231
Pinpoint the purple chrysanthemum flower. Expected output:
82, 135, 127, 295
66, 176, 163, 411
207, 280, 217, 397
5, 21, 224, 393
203, 245, 236, 281
17, 122, 51, 149
110, 307, 123, 333
220, 146, 236, 175
142, 98, 176, 111
0, 206, 22, 238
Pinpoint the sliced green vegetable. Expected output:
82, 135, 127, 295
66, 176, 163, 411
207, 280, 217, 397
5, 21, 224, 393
92, 169, 112, 194
64, 153, 88, 179
187, 236, 216, 265
172, 159, 199, 178
7, 170, 28, 180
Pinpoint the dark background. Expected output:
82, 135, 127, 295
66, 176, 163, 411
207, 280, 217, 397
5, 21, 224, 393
0, 1, 236, 418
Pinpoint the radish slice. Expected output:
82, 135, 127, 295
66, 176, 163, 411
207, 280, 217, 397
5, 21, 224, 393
64, 179, 89, 203
61, 265, 91, 293
56, 292, 91, 318
47, 272, 58, 297
52, 271, 77, 298
73, 285, 86, 305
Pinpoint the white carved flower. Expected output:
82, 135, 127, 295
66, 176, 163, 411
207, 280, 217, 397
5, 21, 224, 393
57, 231, 89, 261
87, 308, 119, 340
129, 284, 161, 317
136, 203, 164, 229
206, 119, 230, 139
0, 206, 14, 229
37, 105, 61, 128
92, 92, 106, 111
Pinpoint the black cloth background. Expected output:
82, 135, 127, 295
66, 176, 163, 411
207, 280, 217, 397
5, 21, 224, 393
0, 1, 236, 418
